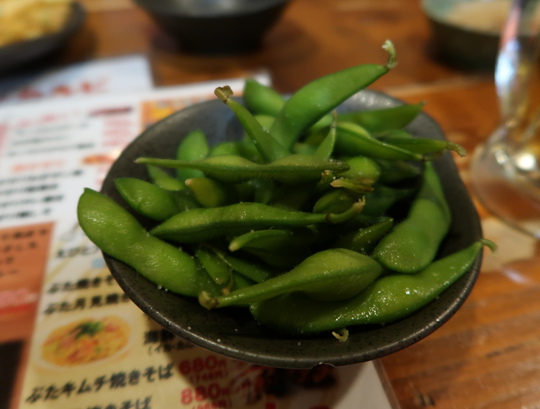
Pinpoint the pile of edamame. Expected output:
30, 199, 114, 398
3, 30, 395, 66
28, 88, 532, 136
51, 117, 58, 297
77, 41, 494, 338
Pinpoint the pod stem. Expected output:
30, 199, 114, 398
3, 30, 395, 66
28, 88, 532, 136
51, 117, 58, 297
326, 198, 366, 223
447, 141, 467, 157
199, 291, 219, 309
215, 86, 233, 102
481, 238, 498, 253
383, 40, 398, 70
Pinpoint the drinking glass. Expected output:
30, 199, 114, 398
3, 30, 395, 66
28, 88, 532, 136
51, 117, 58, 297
471, 0, 540, 237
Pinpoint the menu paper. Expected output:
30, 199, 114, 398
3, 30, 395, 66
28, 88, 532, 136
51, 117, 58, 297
0, 55, 153, 106
0, 78, 395, 409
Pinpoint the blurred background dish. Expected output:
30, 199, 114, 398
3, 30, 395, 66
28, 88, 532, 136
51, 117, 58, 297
421, 0, 512, 70
0, 1, 85, 75
1, 0, 72, 47
131, 0, 292, 54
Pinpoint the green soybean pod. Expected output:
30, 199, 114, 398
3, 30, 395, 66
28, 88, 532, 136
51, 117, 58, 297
332, 217, 394, 254
340, 155, 381, 182
335, 122, 422, 161
229, 229, 311, 270
372, 162, 451, 273
292, 142, 318, 156
115, 177, 199, 221
195, 245, 233, 286
229, 229, 293, 252
246, 178, 277, 204
77, 188, 219, 297
136, 154, 350, 185
205, 245, 276, 284
378, 129, 466, 157
312, 188, 360, 214
215, 86, 289, 163
249, 240, 493, 335
150, 201, 363, 243
199, 248, 384, 308
267, 183, 315, 211
375, 159, 422, 184
176, 129, 209, 182
337, 101, 425, 134
185, 177, 239, 208
243, 78, 285, 116
230, 273, 256, 291
209, 141, 243, 157
313, 112, 337, 160
361, 184, 416, 216
270, 40, 397, 150
254, 114, 276, 131
147, 165, 185, 191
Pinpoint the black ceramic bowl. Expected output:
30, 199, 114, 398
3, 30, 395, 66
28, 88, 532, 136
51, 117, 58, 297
422, 0, 503, 70
101, 90, 484, 369
0, 2, 85, 74
132, 0, 291, 54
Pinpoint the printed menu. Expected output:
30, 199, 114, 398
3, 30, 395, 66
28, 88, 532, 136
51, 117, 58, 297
0, 72, 396, 409
0, 55, 153, 106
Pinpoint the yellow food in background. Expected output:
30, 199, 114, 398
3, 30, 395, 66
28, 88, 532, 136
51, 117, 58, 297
442, 0, 540, 34
0, 0, 72, 46
41, 315, 131, 366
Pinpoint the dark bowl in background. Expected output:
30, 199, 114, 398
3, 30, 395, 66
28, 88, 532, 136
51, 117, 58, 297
132, 0, 291, 54
100, 89, 484, 369
421, 0, 503, 70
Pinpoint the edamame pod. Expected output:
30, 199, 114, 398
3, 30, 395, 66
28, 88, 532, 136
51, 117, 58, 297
185, 177, 239, 208
243, 78, 285, 116
215, 86, 289, 163
270, 40, 397, 149
136, 154, 350, 185
313, 112, 338, 160
151, 201, 364, 243
335, 122, 422, 161
199, 248, 384, 308
362, 184, 416, 216
176, 129, 209, 182
337, 101, 425, 133
115, 177, 199, 221
375, 159, 422, 184
229, 229, 312, 269
378, 129, 466, 157
147, 165, 184, 191
268, 183, 315, 211
229, 229, 293, 252
205, 245, 276, 283
340, 155, 381, 182
77, 188, 218, 297
372, 162, 451, 273
196, 245, 233, 286
332, 217, 394, 254
250, 240, 493, 335
209, 141, 243, 157
313, 188, 361, 214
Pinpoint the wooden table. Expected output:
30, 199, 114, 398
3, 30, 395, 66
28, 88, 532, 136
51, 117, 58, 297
8, 0, 536, 407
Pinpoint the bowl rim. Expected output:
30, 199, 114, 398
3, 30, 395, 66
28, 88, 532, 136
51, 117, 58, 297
421, 0, 503, 36
132, 0, 291, 18
100, 89, 484, 369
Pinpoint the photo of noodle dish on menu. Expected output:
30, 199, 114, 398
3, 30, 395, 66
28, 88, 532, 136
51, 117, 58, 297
38, 314, 132, 369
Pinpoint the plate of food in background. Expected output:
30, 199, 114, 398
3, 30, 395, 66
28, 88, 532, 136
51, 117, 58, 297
0, 0, 85, 74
